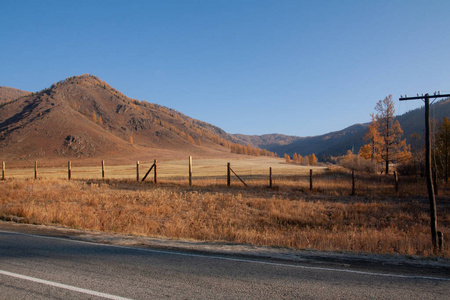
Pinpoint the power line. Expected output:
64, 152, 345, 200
399, 92, 449, 253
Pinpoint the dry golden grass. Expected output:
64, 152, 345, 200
2, 157, 325, 180
1, 165, 449, 257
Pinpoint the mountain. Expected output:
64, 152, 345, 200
0, 74, 242, 165
0, 86, 30, 104
234, 124, 367, 159
232, 133, 301, 152
2, 75, 448, 165
234, 98, 450, 160
397, 98, 450, 146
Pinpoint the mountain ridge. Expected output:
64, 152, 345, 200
233, 98, 450, 159
0, 86, 31, 104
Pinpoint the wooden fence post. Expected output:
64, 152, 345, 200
227, 163, 231, 187
351, 170, 355, 195
394, 171, 399, 193
2, 161, 5, 180
309, 169, 313, 191
102, 160, 105, 179
269, 167, 272, 188
189, 156, 193, 186
68, 161, 72, 180
136, 161, 140, 182
154, 159, 157, 184
35, 161, 38, 180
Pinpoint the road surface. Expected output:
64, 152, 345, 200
0, 226, 449, 299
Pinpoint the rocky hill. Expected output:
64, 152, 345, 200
0, 74, 243, 165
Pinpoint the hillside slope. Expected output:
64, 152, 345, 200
0, 74, 242, 165
236, 98, 450, 159
0, 86, 30, 104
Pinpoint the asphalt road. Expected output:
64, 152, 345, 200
0, 228, 449, 299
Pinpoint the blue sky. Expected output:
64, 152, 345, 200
1, 0, 449, 136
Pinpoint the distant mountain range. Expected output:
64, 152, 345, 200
1, 75, 448, 164
234, 98, 450, 160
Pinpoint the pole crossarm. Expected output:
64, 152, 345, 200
399, 94, 450, 101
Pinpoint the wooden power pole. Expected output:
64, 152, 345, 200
399, 92, 450, 252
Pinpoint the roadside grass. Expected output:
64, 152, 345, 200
1, 167, 448, 257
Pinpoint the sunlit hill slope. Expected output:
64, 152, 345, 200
0, 74, 244, 165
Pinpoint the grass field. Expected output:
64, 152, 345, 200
1, 157, 449, 257
2, 157, 326, 182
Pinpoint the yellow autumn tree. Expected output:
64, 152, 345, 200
370, 95, 411, 174
360, 114, 381, 162
308, 153, 317, 166
284, 154, 291, 164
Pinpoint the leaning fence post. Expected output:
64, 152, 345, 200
102, 160, 105, 179
189, 156, 193, 186
35, 161, 38, 180
227, 163, 231, 186
269, 167, 273, 188
2, 161, 5, 180
136, 161, 140, 182
154, 159, 157, 184
309, 169, 313, 191
68, 161, 72, 180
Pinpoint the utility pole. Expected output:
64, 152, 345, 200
399, 92, 450, 253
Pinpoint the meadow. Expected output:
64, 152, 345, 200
1, 157, 448, 257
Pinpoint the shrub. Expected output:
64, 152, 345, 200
340, 152, 379, 173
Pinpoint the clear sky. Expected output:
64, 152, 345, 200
1, 0, 449, 136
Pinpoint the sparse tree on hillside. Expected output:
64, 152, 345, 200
92, 113, 97, 123
98, 116, 103, 125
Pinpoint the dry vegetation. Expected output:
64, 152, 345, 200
1, 158, 449, 257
